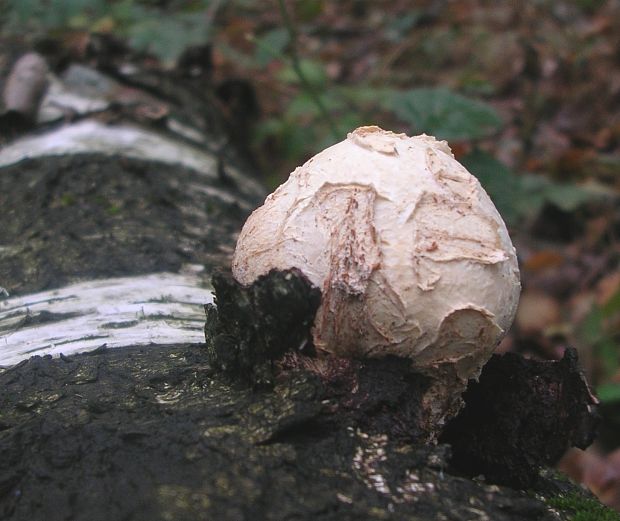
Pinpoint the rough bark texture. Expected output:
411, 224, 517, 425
0, 45, 262, 365
0, 152, 253, 297
441, 349, 599, 488
0, 344, 585, 521
205, 269, 322, 386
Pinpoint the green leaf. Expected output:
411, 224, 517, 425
581, 304, 619, 380
286, 94, 318, 118
277, 59, 327, 88
128, 12, 211, 64
384, 11, 421, 42
253, 27, 290, 66
581, 306, 604, 345
543, 182, 599, 212
462, 150, 606, 225
286, 92, 344, 118
596, 337, 620, 380
596, 383, 620, 403
7, 0, 107, 29
461, 150, 533, 224
5, 0, 213, 61
335, 111, 367, 135
602, 288, 620, 317
255, 117, 316, 163
381, 87, 502, 140
337, 85, 391, 105
108, 0, 150, 29
296, 0, 324, 20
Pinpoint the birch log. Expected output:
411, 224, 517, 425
0, 58, 263, 367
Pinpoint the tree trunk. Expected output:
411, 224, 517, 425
0, 50, 598, 521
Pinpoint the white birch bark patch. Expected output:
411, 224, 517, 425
0, 119, 264, 204
0, 272, 212, 367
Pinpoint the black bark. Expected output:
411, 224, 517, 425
0, 345, 581, 521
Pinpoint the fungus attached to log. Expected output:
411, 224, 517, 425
233, 127, 520, 383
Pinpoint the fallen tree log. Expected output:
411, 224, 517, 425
0, 46, 605, 521
0, 54, 262, 365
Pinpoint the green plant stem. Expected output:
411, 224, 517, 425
277, 0, 341, 139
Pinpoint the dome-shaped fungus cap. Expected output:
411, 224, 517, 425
232, 126, 520, 383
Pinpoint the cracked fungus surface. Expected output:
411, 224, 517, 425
233, 126, 520, 376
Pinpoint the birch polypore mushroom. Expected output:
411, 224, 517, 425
232, 126, 520, 386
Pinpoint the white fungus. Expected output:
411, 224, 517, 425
232, 126, 520, 388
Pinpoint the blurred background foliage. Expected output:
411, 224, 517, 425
2, 0, 620, 507
2, 0, 611, 220
4, 0, 216, 63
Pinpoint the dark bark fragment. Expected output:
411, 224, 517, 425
205, 270, 598, 462
204, 269, 321, 386
441, 348, 599, 488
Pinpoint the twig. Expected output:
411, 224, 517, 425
204, 0, 223, 34
277, 0, 341, 139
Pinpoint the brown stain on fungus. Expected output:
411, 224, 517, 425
412, 193, 508, 265
312, 184, 382, 356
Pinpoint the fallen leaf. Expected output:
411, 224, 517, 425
516, 289, 561, 336
523, 250, 565, 273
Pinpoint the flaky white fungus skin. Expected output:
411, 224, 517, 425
232, 126, 520, 383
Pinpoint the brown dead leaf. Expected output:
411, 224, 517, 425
555, 147, 597, 180
597, 272, 620, 307
515, 289, 561, 336
61, 31, 93, 60
559, 447, 620, 511
579, 14, 612, 38
523, 250, 565, 273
